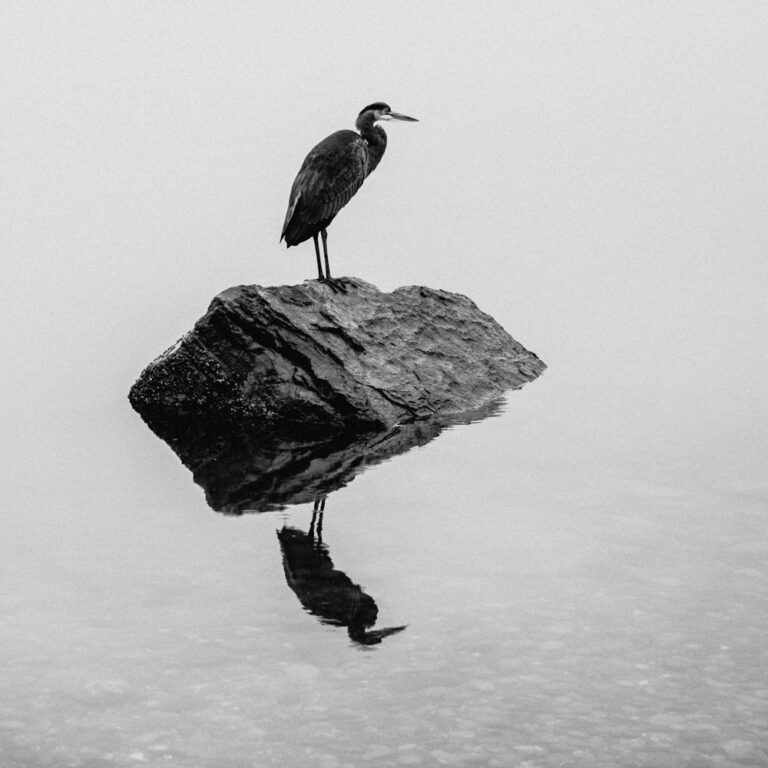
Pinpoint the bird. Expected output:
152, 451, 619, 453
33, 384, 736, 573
280, 102, 418, 284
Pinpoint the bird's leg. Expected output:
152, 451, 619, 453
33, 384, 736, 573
314, 230, 342, 291
321, 229, 347, 292
320, 229, 332, 279
312, 233, 324, 280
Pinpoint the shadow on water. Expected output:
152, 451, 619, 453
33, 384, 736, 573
278, 498, 407, 647
153, 398, 508, 514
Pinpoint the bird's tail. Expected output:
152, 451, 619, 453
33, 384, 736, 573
351, 624, 408, 646
280, 191, 302, 246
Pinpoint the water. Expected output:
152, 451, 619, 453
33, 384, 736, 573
1, 355, 766, 767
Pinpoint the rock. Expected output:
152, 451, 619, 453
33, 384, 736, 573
128, 278, 545, 443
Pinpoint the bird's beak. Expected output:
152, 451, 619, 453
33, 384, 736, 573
389, 112, 419, 122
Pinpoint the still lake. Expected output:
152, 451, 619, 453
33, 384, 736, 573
1, 343, 766, 767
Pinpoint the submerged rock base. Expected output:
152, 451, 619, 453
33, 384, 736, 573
128, 278, 545, 444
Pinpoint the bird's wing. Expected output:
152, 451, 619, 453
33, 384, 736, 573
282, 131, 369, 242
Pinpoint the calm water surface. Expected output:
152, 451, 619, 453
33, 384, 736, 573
1, 366, 767, 768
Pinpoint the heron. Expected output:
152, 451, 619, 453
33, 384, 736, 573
280, 102, 418, 284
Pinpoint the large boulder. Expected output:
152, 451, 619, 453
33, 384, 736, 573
128, 277, 545, 443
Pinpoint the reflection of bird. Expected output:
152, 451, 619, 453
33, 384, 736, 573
277, 499, 407, 646
280, 103, 418, 283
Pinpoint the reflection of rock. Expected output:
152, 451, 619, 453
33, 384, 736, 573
128, 278, 545, 441
167, 399, 505, 513
278, 500, 406, 646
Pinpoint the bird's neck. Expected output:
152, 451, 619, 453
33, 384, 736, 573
357, 121, 387, 176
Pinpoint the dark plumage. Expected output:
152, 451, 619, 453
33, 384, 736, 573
280, 102, 418, 282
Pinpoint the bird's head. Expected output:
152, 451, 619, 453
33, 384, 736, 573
355, 102, 418, 130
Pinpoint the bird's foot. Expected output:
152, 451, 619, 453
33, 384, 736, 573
319, 277, 348, 294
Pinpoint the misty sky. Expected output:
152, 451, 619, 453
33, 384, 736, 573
2, 1, 767, 486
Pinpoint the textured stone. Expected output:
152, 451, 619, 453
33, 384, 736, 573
129, 278, 545, 443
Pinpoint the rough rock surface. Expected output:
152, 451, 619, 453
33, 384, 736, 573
129, 278, 545, 442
